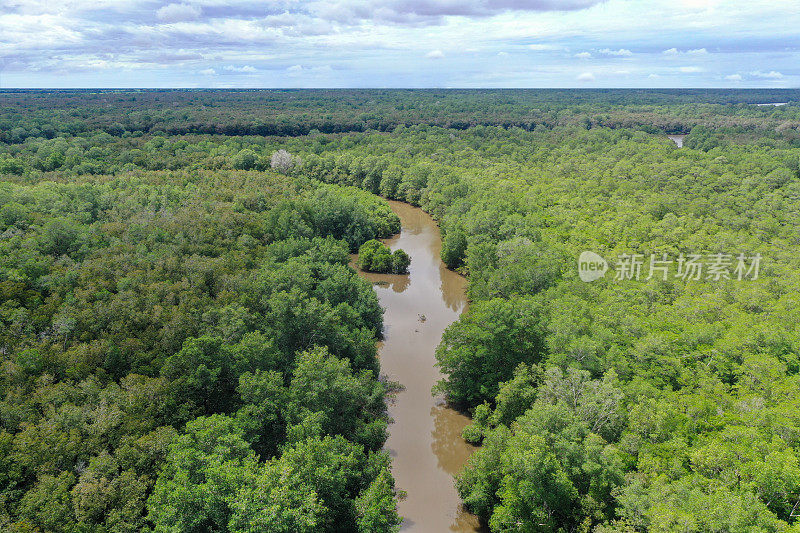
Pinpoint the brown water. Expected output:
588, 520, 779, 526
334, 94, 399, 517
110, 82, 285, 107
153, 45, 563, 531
354, 201, 483, 532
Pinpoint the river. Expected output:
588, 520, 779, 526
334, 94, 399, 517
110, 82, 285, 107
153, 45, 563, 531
354, 201, 484, 532
667, 134, 686, 147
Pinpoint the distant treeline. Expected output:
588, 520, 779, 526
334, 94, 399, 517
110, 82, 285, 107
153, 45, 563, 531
1, 89, 799, 143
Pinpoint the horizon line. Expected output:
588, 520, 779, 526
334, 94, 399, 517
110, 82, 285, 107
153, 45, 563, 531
0, 87, 798, 91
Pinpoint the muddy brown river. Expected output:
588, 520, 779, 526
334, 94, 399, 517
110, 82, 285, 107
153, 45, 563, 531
354, 201, 483, 532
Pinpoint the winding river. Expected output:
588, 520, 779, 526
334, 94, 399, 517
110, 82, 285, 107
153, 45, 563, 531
354, 201, 483, 532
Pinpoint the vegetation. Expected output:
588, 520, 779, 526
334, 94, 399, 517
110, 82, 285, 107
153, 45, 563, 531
288, 116, 800, 531
357, 240, 410, 274
1, 89, 799, 145
0, 163, 402, 531
2, 89, 800, 532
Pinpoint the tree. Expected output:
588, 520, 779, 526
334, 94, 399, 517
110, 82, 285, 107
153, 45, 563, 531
459, 378, 626, 531
354, 470, 401, 533
161, 336, 237, 417
235, 369, 288, 458
231, 436, 397, 533
271, 149, 297, 173
357, 240, 410, 274
390, 249, 410, 274
232, 149, 259, 170
287, 347, 387, 449
38, 217, 84, 257
161, 333, 282, 418
441, 226, 467, 269
435, 297, 547, 409
147, 415, 257, 533
488, 237, 562, 297
16, 472, 77, 532
488, 433, 580, 532
379, 165, 403, 199
229, 466, 324, 533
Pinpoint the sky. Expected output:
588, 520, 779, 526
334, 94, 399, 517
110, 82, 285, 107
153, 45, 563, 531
0, 0, 798, 88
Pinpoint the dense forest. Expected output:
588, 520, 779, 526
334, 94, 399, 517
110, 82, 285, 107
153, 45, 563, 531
0, 164, 403, 530
2, 90, 800, 532
1, 89, 800, 144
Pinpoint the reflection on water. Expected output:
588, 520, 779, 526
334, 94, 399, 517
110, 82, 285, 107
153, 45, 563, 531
368, 273, 411, 293
431, 401, 474, 476
667, 134, 686, 148
354, 201, 483, 532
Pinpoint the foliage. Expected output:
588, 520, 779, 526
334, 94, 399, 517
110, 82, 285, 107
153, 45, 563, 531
434, 297, 547, 409
0, 166, 400, 529
357, 240, 410, 274
2, 89, 799, 144
270, 149, 301, 174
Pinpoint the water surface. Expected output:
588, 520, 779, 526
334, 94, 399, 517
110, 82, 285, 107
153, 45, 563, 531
355, 201, 483, 532
667, 134, 686, 147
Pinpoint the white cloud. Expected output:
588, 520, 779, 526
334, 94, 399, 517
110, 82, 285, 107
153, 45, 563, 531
528, 44, 563, 50
223, 65, 257, 73
200, 68, 216, 75
75, 59, 111, 70
664, 47, 708, 57
286, 64, 334, 77
157, 3, 202, 23
497, 51, 508, 56
316, 0, 610, 24
679, 66, 703, 72
725, 73, 742, 81
3, 0, 800, 87
426, 49, 444, 59
576, 72, 595, 81
648, 73, 660, 78
599, 48, 632, 56
750, 70, 784, 79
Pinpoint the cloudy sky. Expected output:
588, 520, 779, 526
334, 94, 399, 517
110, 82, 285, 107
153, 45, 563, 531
1, 0, 798, 88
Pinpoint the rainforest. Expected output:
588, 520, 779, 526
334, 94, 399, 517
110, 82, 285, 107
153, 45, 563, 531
1, 89, 800, 532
